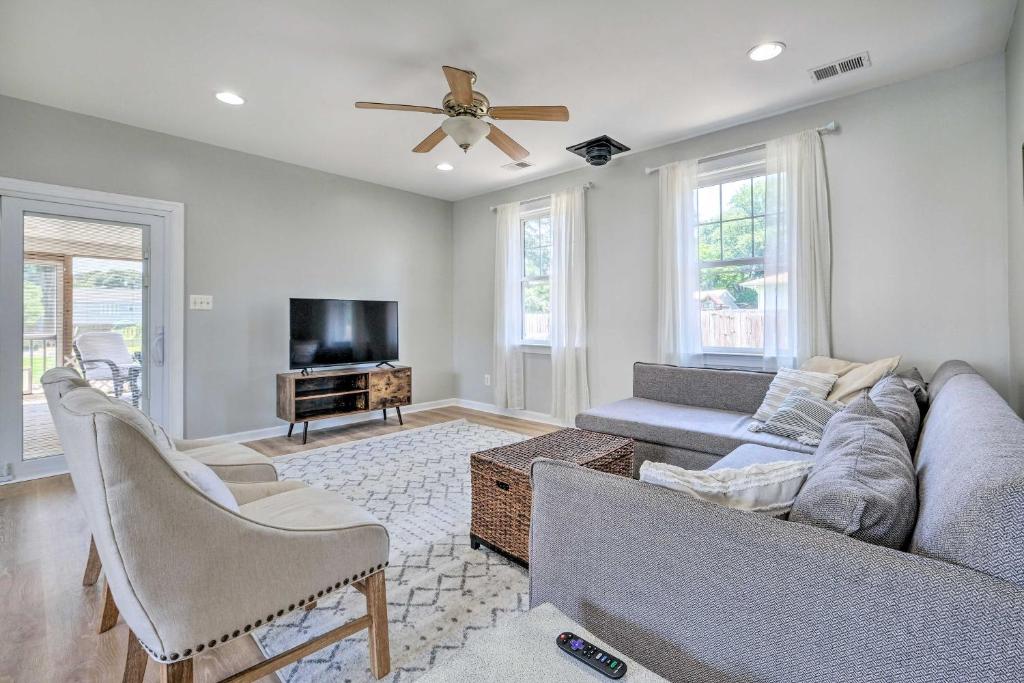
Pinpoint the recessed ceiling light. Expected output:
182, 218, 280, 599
215, 91, 245, 105
436, 162, 454, 172
747, 42, 786, 62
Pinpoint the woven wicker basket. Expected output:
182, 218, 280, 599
470, 428, 632, 565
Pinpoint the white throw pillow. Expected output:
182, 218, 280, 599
639, 459, 814, 516
165, 450, 240, 512
753, 367, 838, 422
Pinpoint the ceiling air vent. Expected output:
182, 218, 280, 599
809, 51, 871, 82
502, 161, 533, 171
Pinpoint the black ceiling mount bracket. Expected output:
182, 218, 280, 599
566, 135, 630, 166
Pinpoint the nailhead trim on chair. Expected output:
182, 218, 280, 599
133, 566, 386, 662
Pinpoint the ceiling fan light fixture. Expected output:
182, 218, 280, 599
436, 162, 454, 171
441, 115, 489, 151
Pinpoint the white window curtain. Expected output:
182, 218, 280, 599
493, 201, 524, 409
656, 159, 703, 366
763, 129, 832, 368
549, 186, 590, 422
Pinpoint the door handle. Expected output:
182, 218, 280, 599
152, 328, 165, 367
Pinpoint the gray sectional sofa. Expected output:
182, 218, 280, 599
530, 360, 1024, 682
576, 362, 814, 473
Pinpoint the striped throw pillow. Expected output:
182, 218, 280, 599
750, 388, 843, 445
753, 367, 838, 422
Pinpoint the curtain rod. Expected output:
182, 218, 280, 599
643, 121, 838, 176
489, 181, 594, 212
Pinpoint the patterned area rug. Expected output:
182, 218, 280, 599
253, 420, 530, 682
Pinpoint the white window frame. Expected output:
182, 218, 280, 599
518, 202, 552, 350
696, 149, 768, 359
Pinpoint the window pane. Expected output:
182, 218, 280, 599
697, 185, 720, 224
699, 223, 721, 262
699, 264, 764, 350
751, 176, 766, 216
753, 216, 766, 257
522, 281, 550, 342
524, 246, 550, 278
721, 218, 754, 260
523, 217, 551, 250
722, 179, 752, 220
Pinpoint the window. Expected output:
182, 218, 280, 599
696, 150, 767, 354
520, 206, 552, 344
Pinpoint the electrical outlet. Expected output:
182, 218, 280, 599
189, 294, 214, 310
484, 374, 491, 386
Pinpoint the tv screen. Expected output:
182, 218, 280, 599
289, 299, 398, 369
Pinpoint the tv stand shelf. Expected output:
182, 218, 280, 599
277, 365, 411, 444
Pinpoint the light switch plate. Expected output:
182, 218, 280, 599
189, 294, 213, 310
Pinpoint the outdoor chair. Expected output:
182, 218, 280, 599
73, 331, 142, 406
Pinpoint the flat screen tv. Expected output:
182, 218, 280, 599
289, 298, 398, 369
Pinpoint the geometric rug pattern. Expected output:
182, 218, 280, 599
252, 420, 530, 682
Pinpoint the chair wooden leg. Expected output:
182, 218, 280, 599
160, 660, 193, 683
83, 535, 102, 586
99, 582, 120, 633
123, 630, 149, 683
364, 571, 391, 679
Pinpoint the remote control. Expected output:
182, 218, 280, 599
556, 631, 628, 679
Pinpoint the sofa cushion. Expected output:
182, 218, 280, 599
749, 388, 843, 446
868, 375, 922, 452
639, 459, 814, 516
802, 355, 901, 403
789, 395, 917, 549
752, 367, 838, 421
575, 398, 815, 457
709, 444, 814, 471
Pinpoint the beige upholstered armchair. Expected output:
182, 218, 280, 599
41, 367, 280, 634
54, 384, 392, 682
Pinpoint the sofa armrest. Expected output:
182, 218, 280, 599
632, 362, 773, 414
529, 459, 1024, 682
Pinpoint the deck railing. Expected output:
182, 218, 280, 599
22, 333, 59, 395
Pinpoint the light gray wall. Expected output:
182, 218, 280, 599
0, 94, 454, 438
1007, 2, 1024, 408
453, 56, 1012, 410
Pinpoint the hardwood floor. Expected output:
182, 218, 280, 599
0, 407, 556, 682
243, 405, 558, 456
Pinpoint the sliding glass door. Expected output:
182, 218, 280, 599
0, 197, 168, 481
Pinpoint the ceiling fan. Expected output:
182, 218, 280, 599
355, 65, 569, 162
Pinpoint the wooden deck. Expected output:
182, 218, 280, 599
22, 395, 62, 460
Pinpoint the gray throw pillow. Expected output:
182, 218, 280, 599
789, 395, 917, 549
897, 367, 929, 412
869, 374, 922, 453
749, 388, 843, 446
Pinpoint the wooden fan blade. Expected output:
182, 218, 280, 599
355, 102, 445, 114
488, 106, 569, 121
486, 124, 529, 161
442, 66, 474, 107
413, 126, 447, 153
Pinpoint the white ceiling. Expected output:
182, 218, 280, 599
0, 1, 1016, 201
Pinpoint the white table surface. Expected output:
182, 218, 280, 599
417, 602, 669, 682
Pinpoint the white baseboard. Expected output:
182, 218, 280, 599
451, 399, 569, 427
213, 398, 459, 444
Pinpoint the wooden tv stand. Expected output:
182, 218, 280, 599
276, 365, 411, 444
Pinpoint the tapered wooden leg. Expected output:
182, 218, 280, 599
287, 422, 294, 438
395, 406, 403, 426
364, 571, 391, 679
123, 630, 149, 683
83, 536, 102, 586
99, 582, 120, 633
160, 660, 193, 683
